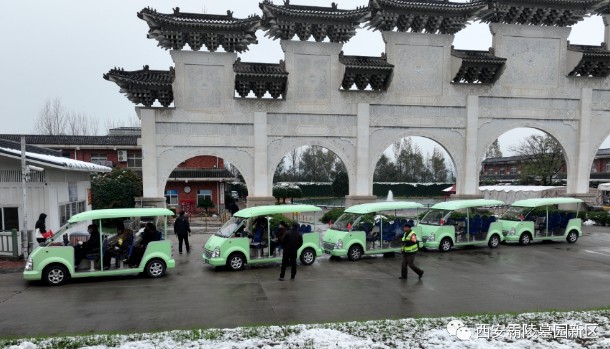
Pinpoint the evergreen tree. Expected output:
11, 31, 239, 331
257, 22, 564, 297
485, 139, 503, 158
374, 153, 397, 182
429, 147, 449, 182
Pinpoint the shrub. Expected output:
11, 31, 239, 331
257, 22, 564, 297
320, 208, 344, 224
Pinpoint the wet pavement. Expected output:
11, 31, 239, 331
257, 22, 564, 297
1, 226, 610, 337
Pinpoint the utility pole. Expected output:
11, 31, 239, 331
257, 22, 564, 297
20, 137, 29, 258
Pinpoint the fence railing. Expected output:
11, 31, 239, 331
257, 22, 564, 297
0, 230, 21, 258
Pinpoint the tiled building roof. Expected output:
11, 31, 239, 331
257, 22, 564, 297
259, 0, 370, 43
339, 53, 394, 91
103, 66, 174, 107
451, 49, 507, 84
567, 44, 610, 78
233, 59, 289, 99
477, 0, 606, 26
0, 139, 62, 156
0, 134, 138, 147
367, 0, 487, 34
138, 7, 261, 52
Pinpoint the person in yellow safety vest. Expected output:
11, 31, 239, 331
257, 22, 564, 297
399, 223, 424, 280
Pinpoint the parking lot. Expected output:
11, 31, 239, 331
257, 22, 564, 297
1, 226, 610, 337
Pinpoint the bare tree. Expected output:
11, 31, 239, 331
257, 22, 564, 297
510, 134, 564, 185
34, 98, 100, 135
34, 98, 67, 135
103, 115, 141, 133
287, 147, 300, 180
485, 139, 503, 159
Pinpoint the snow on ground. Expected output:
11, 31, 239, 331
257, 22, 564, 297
3, 310, 610, 349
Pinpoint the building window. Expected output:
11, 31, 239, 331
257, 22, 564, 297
91, 153, 107, 162
487, 168, 494, 175
165, 190, 178, 206
59, 201, 86, 226
127, 153, 142, 168
499, 168, 505, 175
0, 207, 19, 231
197, 189, 212, 207
591, 163, 597, 173
606, 162, 610, 173
510, 166, 517, 175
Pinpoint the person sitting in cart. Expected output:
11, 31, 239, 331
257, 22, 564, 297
103, 221, 133, 269
74, 224, 101, 268
126, 222, 159, 267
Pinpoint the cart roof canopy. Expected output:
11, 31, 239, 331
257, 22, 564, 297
430, 199, 505, 210
69, 208, 175, 223
598, 183, 610, 191
510, 197, 584, 208
235, 204, 322, 218
345, 201, 424, 214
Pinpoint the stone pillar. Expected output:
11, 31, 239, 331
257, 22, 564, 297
138, 108, 162, 200
345, 103, 377, 207
568, 88, 595, 202
453, 95, 482, 199
247, 111, 275, 207
604, 15, 610, 46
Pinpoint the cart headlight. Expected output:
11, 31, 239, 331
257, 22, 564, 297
508, 227, 516, 236
428, 233, 435, 242
212, 247, 220, 258
335, 239, 343, 249
25, 257, 33, 271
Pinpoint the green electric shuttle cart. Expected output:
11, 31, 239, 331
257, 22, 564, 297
322, 201, 424, 261
418, 199, 505, 252
23, 208, 176, 286
203, 204, 322, 271
499, 197, 583, 245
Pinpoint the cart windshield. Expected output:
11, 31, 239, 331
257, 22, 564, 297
216, 217, 245, 237
501, 207, 531, 221
420, 209, 450, 226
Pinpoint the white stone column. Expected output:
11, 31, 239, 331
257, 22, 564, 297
604, 15, 610, 46
139, 108, 160, 198
345, 103, 376, 207
253, 111, 268, 197
457, 95, 481, 197
569, 88, 592, 194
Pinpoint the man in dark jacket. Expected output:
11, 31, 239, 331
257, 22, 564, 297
35, 213, 47, 244
174, 211, 191, 254
279, 222, 303, 281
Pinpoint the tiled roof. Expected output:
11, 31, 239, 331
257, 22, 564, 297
451, 49, 506, 84
0, 139, 62, 156
138, 7, 260, 52
103, 66, 174, 107
338, 54, 394, 70
567, 44, 610, 77
367, 0, 487, 34
0, 146, 111, 173
477, 0, 605, 26
260, 0, 370, 43
0, 134, 138, 146
169, 168, 236, 180
233, 59, 289, 77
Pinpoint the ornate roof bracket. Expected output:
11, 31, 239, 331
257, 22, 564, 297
103, 66, 175, 107
477, 0, 607, 26
234, 58, 289, 99
451, 48, 506, 84
259, 0, 370, 43
367, 0, 487, 34
339, 52, 394, 91
567, 43, 610, 78
137, 7, 261, 52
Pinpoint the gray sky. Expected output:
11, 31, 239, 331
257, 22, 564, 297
1, 1, 609, 154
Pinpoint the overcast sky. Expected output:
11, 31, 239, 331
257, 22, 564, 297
1, 0, 609, 155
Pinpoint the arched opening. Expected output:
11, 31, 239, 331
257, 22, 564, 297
163, 155, 245, 217
373, 136, 455, 199
591, 134, 610, 208
481, 128, 568, 187
272, 145, 348, 204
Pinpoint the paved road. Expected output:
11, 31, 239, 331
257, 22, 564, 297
1, 226, 610, 337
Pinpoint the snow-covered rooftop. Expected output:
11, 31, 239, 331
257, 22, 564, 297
0, 147, 111, 173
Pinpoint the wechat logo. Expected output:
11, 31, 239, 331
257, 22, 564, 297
446, 320, 472, 341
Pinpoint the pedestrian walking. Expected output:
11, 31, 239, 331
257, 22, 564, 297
279, 222, 303, 281
174, 211, 191, 254
35, 213, 47, 244
399, 223, 424, 280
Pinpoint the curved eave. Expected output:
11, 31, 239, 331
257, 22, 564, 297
260, 2, 371, 22
476, 1, 604, 26
138, 10, 261, 32
371, 0, 488, 13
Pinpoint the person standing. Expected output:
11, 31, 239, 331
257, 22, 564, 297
279, 222, 303, 281
399, 223, 424, 280
174, 211, 191, 254
35, 213, 47, 244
